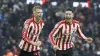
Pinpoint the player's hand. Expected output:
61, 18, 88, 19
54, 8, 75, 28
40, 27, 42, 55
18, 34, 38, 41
30, 41, 42, 47
53, 45, 59, 51
30, 41, 42, 46
36, 41, 42, 47
86, 37, 93, 44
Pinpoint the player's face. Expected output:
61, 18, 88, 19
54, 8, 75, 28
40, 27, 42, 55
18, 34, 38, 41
33, 8, 43, 23
64, 11, 73, 23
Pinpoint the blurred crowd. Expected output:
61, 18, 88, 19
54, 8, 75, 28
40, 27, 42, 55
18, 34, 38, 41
0, 0, 100, 56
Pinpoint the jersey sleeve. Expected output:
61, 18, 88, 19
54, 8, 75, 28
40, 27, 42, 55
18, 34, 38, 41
49, 23, 62, 46
22, 20, 31, 43
77, 23, 88, 40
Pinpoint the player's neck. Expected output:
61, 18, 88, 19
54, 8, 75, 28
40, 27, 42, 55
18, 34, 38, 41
65, 19, 72, 25
34, 17, 40, 24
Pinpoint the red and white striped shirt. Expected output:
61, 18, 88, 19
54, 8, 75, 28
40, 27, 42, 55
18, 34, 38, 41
19, 18, 44, 52
49, 19, 87, 50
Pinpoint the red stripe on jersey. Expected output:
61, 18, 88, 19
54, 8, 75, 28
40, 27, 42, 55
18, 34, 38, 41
66, 43, 68, 49
28, 26, 32, 37
57, 28, 61, 48
49, 29, 56, 46
34, 25, 38, 42
58, 27, 62, 48
31, 23, 36, 40
56, 29, 61, 46
36, 23, 40, 41
68, 25, 71, 48
73, 21, 75, 27
58, 36, 61, 48
55, 28, 59, 45
26, 26, 32, 51
22, 41, 26, 50
32, 23, 36, 51
32, 45, 34, 51
36, 23, 40, 50
71, 23, 75, 47
26, 44, 30, 51
56, 39, 58, 46
32, 23, 36, 42
62, 26, 65, 50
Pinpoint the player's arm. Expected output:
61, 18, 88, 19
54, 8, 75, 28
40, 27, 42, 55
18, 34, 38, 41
22, 23, 30, 42
77, 23, 93, 43
22, 23, 38, 46
49, 23, 61, 46
77, 23, 87, 40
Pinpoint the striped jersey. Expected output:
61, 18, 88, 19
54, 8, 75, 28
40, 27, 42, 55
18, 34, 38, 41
49, 19, 87, 50
19, 18, 44, 52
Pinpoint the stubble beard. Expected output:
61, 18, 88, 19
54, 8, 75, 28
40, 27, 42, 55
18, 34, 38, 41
66, 18, 72, 24
35, 16, 41, 23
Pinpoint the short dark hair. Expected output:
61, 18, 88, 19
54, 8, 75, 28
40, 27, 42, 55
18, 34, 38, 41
64, 8, 73, 13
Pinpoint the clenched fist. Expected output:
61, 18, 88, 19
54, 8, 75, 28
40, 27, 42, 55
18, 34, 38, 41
30, 41, 42, 47
86, 37, 93, 44
53, 45, 59, 51
35, 41, 42, 47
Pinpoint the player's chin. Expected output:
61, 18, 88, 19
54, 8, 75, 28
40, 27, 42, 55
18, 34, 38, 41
38, 17, 42, 19
66, 17, 71, 20
38, 20, 41, 22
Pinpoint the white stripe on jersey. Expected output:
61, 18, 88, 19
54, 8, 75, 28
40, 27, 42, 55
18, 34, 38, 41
67, 43, 70, 49
33, 23, 38, 51
77, 24, 87, 39
32, 23, 36, 42
65, 24, 69, 42
29, 45, 32, 52
24, 42, 28, 51
34, 23, 39, 50
19, 40, 24, 49
62, 24, 66, 50
68, 24, 74, 48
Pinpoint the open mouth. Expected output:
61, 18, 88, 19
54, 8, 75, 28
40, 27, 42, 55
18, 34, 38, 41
66, 17, 71, 20
38, 15, 42, 17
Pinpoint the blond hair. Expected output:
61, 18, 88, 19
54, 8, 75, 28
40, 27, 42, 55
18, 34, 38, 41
32, 5, 42, 12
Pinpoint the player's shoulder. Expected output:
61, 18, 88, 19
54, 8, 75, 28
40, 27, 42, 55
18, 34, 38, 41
40, 20, 45, 26
73, 20, 79, 24
40, 20, 44, 23
24, 18, 33, 24
54, 20, 65, 28
54, 20, 64, 28
57, 20, 65, 24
